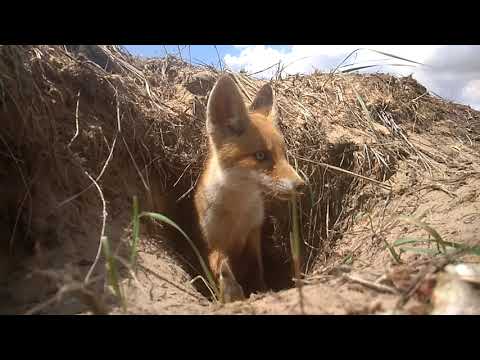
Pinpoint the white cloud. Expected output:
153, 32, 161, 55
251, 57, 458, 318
225, 45, 288, 73
224, 45, 480, 111
462, 79, 480, 110
225, 45, 441, 76
463, 79, 480, 100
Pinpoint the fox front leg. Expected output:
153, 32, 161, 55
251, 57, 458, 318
208, 249, 245, 303
246, 227, 267, 293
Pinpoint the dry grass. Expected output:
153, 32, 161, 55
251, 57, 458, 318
0, 45, 479, 313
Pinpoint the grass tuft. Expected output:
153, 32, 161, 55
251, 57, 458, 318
139, 210, 219, 301
394, 216, 480, 258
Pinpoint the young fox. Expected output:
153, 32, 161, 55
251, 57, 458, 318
194, 75, 305, 303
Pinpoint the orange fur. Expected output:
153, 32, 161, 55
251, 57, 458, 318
194, 75, 305, 302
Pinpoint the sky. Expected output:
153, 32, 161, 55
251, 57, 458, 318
124, 45, 480, 111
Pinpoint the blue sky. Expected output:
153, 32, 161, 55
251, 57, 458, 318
123, 45, 480, 110
124, 45, 233, 65
124, 45, 286, 67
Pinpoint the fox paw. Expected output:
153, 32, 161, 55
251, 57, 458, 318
219, 260, 245, 303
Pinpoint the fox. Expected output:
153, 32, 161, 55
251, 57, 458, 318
194, 74, 305, 303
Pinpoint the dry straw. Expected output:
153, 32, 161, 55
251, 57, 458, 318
0, 45, 478, 304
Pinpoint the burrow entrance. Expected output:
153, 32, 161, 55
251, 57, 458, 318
140, 140, 385, 302
0, 45, 405, 313
0, 137, 372, 311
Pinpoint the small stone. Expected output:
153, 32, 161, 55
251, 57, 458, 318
431, 273, 480, 315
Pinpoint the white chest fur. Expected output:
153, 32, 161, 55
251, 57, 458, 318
199, 165, 265, 251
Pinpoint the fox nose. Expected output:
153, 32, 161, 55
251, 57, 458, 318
293, 175, 306, 193
283, 163, 306, 194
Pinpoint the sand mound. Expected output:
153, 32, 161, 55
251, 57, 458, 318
1, 45, 479, 314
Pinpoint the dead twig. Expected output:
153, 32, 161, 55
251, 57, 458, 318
139, 264, 207, 303
342, 273, 398, 294
395, 249, 466, 309
296, 156, 392, 191
84, 170, 108, 283
68, 90, 81, 148
24, 275, 106, 315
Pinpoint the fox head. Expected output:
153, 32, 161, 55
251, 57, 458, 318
205, 74, 305, 200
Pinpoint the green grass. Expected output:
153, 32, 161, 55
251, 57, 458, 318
138, 208, 219, 302
110, 192, 317, 310
392, 216, 480, 258
290, 193, 302, 274
337, 48, 425, 74
382, 236, 403, 264
290, 192, 305, 312
105, 196, 220, 312
101, 235, 126, 311
130, 195, 140, 272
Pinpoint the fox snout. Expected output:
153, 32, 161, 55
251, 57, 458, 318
281, 164, 306, 194
292, 173, 306, 193
264, 162, 306, 200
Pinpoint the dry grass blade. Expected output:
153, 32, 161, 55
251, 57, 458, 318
84, 170, 108, 284
24, 274, 106, 315
140, 264, 206, 302
296, 156, 392, 191
342, 274, 398, 294
68, 90, 81, 147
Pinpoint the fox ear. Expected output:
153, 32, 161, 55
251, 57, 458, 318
250, 83, 275, 117
207, 75, 249, 137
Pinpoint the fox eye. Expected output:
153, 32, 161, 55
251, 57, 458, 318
255, 151, 266, 161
